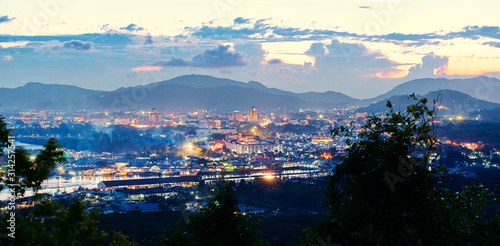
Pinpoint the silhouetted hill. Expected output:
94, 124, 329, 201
478, 107, 500, 122
361, 76, 500, 106
1, 75, 499, 112
150, 75, 360, 104
91, 84, 330, 111
360, 89, 500, 116
0, 82, 102, 109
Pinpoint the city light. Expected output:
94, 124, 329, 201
263, 174, 274, 180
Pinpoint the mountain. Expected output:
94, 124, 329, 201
360, 89, 500, 116
478, 107, 500, 122
0, 82, 102, 109
1, 75, 499, 112
361, 76, 500, 106
149, 75, 360, 104
90, 83, 329, 111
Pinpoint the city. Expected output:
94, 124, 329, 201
1, 104, 498, 214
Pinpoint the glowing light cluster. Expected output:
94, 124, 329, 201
260, 119, 271, 128
211, 141, 225, 152
321, 152, 333, 159
461, 142, 483, 150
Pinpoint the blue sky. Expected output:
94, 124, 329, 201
1, 0, 500, 98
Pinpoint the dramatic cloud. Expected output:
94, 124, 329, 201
233, 42, 268, 67
267, 58, 283, 64
233, 17, 251, 25
405, 53, 449, 79
296, 39, 401, 95
38, 40, 95, 52
154, 45, 248, 68
0, 15, 15, 24
120, 23, 145, 32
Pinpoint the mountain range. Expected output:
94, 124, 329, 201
0, 75, 499, 113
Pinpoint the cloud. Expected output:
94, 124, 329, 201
306, 42, 327, 55
188, 21, 500, 49
144, 33, 154, 45
132, 66, 162, 72
0, 15, 15, 24
325, 39, 370, 57
233, 42, 268, 66
405, 53, 449, 79
120, 23, 145, 32
233, 17, 251, 25
267, 58, 283, 64
298, 39, 401, 95
3, 55, 12, 61
38, 40, 95, 52
448, 25, 500, 40
483, 41, 500, 48
154, 45, 248, 68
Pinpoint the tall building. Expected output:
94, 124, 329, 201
250, 106, 258, 121
149, 108, 161, 124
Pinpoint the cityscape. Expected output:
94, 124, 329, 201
1, 0, 500, 245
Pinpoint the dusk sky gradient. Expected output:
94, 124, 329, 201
1, 0, 499, 98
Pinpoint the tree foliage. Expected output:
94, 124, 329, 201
302, 95, 500, 245
5, 138, 66, 197
162, 181, 267, 246
1, 115, 66, 196
1, 199, 109, 246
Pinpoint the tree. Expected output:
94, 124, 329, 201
0, 118, 142, 245
1, 199, 109, 246
302, 95, 500, 245
6, 138, 66, 197
109, 231, 141, 246
162, 181, 267, 246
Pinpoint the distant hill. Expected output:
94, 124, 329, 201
1, 75, 499, 112
478, 107, 500, 122
360, 89, 500, 116
0, 75, 357, 111
149, 75, 360, 104
0, 82, 102, 110
361, 76, 500, 106
90, 83, 330, 111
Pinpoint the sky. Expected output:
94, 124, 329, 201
1, 0, 500, 99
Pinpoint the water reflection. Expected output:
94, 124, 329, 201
0, 174, 150, 200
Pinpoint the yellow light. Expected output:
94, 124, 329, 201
264, 174, 274, 180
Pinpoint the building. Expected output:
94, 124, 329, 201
149, 108, 161, 124
354, 112, 368, 119
229, 113, 244, 122
226, 139, 283, 154
312, 136, 333, 145
208, 120, 221, 129
250, 106, 258, 121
